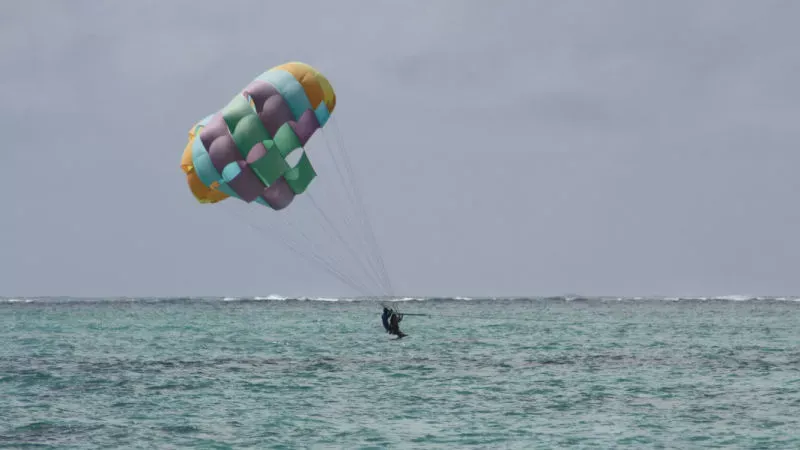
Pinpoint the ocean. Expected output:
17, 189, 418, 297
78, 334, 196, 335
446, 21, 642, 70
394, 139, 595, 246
1, 296, 798, 449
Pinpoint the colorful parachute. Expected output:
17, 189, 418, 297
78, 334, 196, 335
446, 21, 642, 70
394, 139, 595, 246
179, 62, 393, 296
180, 62, 336, 210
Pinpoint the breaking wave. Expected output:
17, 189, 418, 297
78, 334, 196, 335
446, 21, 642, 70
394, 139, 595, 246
1, 295, 799, 305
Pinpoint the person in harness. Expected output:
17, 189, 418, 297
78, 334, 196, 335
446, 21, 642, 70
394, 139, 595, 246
381, 306, 406, 338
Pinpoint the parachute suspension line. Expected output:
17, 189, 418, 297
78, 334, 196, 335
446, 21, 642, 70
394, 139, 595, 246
219, 201, 374, 296
263, 204, 376, 295
274, 189, 383, 296
318, 131, 385, 292
328, 117, 394, 295
252, 189, 386, 297
225, 203, 372, 296
314, 136, 379, 287
305, 191, 390, 295
327, 119, 393, 295
252, 208, 373, 296
317, 128, 382, 292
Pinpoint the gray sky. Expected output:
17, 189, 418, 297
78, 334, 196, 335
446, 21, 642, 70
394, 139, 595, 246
2, 0, 799, 298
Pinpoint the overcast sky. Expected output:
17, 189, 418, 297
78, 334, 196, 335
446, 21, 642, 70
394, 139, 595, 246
2, 0, 799, 298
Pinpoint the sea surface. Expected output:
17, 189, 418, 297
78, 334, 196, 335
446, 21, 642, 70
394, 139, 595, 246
1, 295, 799, 449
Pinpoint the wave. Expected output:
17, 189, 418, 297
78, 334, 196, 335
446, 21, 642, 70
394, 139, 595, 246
1, 295, 799, 305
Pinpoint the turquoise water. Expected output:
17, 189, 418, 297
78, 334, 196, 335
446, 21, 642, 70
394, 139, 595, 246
1, 297, 799, 448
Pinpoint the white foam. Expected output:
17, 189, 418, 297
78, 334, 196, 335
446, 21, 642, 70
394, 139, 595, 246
713, 295, 754, 302
253, 295, 289, 301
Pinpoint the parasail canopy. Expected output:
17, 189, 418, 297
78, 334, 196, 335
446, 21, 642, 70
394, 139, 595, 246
180, 62, 336, 211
